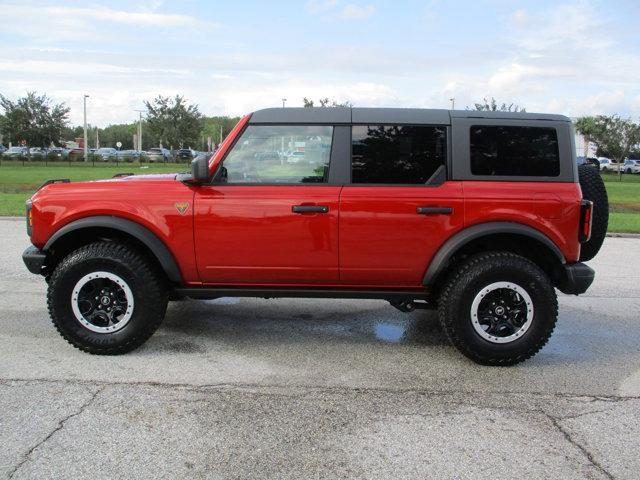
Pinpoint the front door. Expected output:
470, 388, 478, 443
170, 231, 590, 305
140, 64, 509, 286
194, 124, 340, 285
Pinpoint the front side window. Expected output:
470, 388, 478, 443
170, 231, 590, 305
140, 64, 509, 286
222, 125, 333, 184
351, 125, 446, 184
470, 126, 560, 177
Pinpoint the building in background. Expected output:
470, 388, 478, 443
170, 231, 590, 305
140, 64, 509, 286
573, 123, 597, 158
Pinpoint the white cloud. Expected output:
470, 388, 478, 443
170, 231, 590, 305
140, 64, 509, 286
306, 0, 338, 14
307, 1, 375, 20
339, 4, 376, 19
0, 2, 218, 43
1, 0, 638, 126
508, 0, 612, 52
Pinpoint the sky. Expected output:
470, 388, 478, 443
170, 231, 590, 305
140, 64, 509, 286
0, 0, 639, 127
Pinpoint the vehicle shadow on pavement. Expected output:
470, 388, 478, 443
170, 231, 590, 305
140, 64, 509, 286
157, 298, 449, 349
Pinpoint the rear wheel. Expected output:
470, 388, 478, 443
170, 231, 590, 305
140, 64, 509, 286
438, 252, 557, 366
47, 242, 167, 354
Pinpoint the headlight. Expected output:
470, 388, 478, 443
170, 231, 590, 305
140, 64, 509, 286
26, 199, 33, 236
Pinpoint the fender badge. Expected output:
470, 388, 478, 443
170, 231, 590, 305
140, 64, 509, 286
175, 202, 189, 215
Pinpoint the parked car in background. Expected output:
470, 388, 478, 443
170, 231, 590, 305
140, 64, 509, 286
28, 147, 46, 159
94, 148, 119, 161
254, 151, 280, 162
0, 145, 7, 155
3, 146, 28, 158
147, 147, 171, 163
176, 148, 196, 161
67, 148, 86, 161
598, 157, 619, 172
287, 151, 305, 163
117, 150, 143, 162
621, 159, 640, 174
46, 147, 68, 160
577, 156, 599, 168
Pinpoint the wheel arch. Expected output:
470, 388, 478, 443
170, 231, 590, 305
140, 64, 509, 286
43, 216, 183, 284
423, 222, 566, 288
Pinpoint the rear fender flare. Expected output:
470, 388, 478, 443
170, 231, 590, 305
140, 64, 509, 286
423, 222, 566, 286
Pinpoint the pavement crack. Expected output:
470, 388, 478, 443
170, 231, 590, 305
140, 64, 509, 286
3, 377, 640, 402
6, 386, 103, 479
545, 412, 615, 480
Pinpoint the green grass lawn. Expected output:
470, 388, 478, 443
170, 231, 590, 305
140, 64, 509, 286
0, 162, 187, 215
608, 212, 640, 233
1, 164, 639, 233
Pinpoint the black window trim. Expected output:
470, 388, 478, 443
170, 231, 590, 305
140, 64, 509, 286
347, 123, 450, 187
449, 118, 576, 183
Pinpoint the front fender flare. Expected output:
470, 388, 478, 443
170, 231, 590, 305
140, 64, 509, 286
422, 222, 566, 286
44, 215, 183, 283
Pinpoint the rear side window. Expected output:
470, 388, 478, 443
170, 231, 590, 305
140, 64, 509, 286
351, 125, 446, 184
470, 126, 560, 177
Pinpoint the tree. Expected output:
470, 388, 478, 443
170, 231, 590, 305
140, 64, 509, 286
303, 97, 353, 108
201, 116, 241, 150
144, 95, 203, 149
471, 97, 525, 112
575, 115, 640, 178
0, 92, 69, 147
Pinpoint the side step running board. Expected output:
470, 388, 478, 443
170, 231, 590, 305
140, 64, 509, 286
173, 287, 429, 301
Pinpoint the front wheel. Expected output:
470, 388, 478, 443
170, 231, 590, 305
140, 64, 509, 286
438, 252, 558, 366
47, 242, 168, 354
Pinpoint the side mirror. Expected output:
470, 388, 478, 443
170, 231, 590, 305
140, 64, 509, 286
190, 155, 210, 183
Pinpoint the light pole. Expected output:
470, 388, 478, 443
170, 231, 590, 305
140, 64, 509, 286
449, 97, 455, 110
83, 95, 89, 162
134, 109, 144, 151
282, 98, 287, 108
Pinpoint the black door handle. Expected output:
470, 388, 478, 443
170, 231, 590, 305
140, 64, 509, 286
417, 206, 453, 215
292, 205, 329, 214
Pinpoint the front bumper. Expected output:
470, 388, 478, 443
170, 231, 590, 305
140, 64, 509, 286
22, 245, 46, 275
559, 262, 595, 295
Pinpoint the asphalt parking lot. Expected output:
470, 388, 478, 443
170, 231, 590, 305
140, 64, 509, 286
1, 216, 639, 479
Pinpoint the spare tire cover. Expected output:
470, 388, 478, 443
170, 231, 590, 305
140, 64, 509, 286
578, 164, 609, 262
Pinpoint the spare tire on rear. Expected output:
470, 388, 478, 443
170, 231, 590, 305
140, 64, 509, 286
578, 164, 608, 261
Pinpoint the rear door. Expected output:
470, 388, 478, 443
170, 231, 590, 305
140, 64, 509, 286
194, 124, 342, 285
339, 123, 464, 286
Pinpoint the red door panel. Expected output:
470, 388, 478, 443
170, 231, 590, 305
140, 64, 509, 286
194, 186, 341, 285
339, 182, 464, 286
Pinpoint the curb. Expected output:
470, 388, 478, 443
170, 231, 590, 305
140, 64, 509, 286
606, 232, 640, 239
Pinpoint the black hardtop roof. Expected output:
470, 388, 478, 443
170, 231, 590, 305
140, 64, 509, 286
249, 107, 571, 125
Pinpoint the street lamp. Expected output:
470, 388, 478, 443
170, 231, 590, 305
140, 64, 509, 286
282, 98, 287, 108
449, 97, 455, 110
83, 95, 89, 162
134, 109, 144, 151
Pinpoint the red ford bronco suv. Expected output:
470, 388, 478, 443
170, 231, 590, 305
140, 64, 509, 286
22, 108, 608, 365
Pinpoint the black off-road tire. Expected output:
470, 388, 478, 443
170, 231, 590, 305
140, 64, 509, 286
438, 252, 558, 366
578, 163, 609, 261
47, 242, 168, 354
